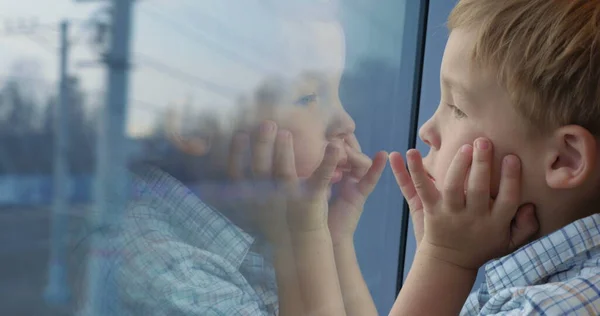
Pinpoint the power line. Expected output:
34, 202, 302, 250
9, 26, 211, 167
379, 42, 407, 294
134, 52, 237, 99
0, 23, 59, 53
1, 12, 241, 101
137, 4, 271, 74
23, 33, 58, 53
175, 0, 280, 65
0, 21, 75, 54
0, 14, 234, 113
0, 15, 89, 36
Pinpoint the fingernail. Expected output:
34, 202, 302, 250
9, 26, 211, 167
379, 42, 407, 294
476, 139, 489, 150
503, 155, 519, 169
461, 144, 472, 153
261, 121, 274, 133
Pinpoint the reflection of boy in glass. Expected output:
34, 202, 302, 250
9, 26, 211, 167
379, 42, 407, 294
109, 1, 384, 315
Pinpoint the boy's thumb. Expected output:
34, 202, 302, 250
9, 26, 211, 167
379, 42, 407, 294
509, 204, 539, 252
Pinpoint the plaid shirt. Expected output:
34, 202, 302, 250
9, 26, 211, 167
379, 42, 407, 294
461, 213, 600, 315
110, 166, 278, 315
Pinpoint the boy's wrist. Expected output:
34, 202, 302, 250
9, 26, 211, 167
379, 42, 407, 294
290, 227, 334, 247
417, 241, 481, 274
392, 239, 479, 316
331, 234, 354, 249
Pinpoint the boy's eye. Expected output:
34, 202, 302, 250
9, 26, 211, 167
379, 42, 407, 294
294, 93, 317, 106
446, 103, 467, 119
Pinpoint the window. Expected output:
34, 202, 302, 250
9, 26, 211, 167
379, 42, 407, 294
0, 0, 427, 315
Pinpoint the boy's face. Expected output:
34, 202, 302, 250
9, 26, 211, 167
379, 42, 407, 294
419, 28, 564, 237
251, 21, 355, 181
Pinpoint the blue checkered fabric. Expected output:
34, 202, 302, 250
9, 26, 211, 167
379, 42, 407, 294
108, 166, 278, 315
462, 214, 600, 315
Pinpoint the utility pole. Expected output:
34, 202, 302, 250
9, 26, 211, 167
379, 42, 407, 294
44, 20, 71, 307
81, 0, 134, 314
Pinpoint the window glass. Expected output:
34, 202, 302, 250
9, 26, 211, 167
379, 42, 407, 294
0, 1, 425, 314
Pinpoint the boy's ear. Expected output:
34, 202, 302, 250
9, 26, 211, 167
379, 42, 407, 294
545, 125, 597, 189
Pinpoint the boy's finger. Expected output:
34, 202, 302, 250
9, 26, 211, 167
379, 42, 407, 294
493, 155, 522, 220
509, 204, 539, 252
357, 151, 388, 196
273, 129, 299, 191
390, 152, 424, 212
442, 144, 473, 209
251, 121, 277, 178
346, 144, 372, 179
346, 133, 362, 152
406, 149, 439, 209
228, 132, 249, 181
307, 142, 341, 195
466, 138, 493, 211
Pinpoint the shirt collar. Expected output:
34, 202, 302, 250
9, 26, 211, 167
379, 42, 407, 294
484, 213, 600, 295
131, 164, 255, 269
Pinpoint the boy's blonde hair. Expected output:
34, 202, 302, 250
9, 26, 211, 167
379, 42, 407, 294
448, 0, 600, 135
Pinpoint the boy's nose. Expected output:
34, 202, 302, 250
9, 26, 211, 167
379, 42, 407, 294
328, 108, 356, 139
418, 117, 440, 150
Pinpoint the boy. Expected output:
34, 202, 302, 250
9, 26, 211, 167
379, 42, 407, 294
392, 0, 600, 314
270, 0, 600, 315
391, 0, 600, 314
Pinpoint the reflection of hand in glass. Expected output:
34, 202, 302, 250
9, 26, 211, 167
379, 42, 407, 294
225, 120, 386, 316
164, 106, 217, 157
225, 120, 289, 246
226, 119, 347, 315
327, 133, 388, 246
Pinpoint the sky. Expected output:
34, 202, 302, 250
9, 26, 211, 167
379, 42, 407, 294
0, 0, 282, 137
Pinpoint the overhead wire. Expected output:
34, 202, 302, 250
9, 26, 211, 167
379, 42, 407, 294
137, 3, 271, 74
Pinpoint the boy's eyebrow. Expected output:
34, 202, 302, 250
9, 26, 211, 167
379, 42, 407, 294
441, 74, 470, 94
299, 71, 328, 85
294, 71, 330, 94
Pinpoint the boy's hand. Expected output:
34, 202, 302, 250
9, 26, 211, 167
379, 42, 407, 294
395, 138, 539, 270
226, 121, 290, 246
328, 134, 388, 245
390, 152, 426, 248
